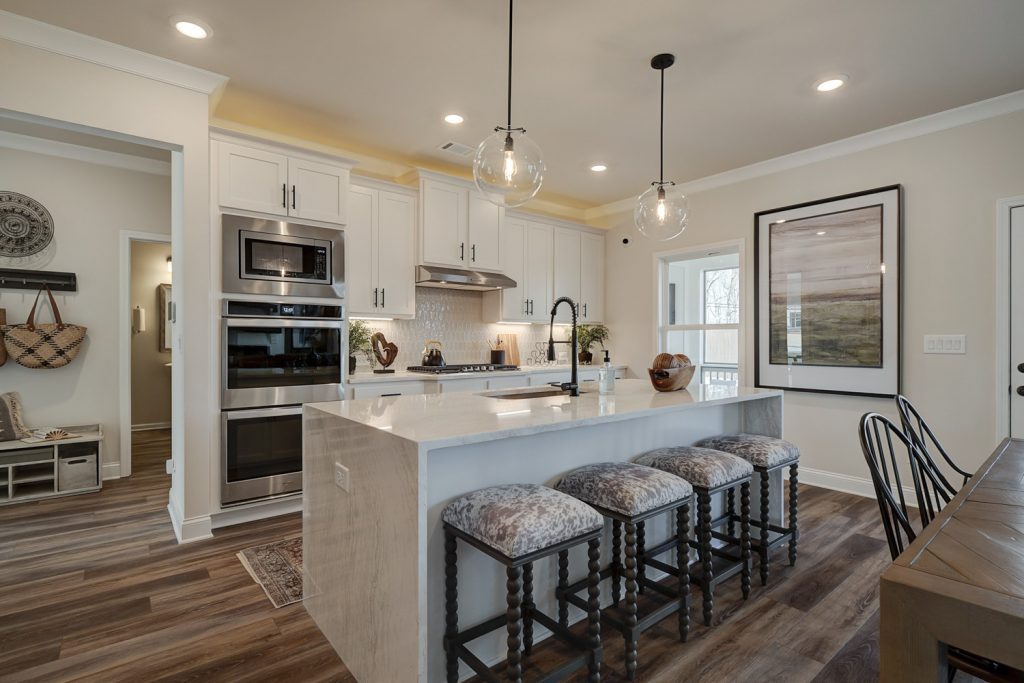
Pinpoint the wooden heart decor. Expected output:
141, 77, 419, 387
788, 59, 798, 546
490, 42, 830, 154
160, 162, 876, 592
370, 332, 398, 374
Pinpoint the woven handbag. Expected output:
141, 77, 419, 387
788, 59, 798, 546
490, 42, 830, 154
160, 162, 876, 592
2, 286, 87, 369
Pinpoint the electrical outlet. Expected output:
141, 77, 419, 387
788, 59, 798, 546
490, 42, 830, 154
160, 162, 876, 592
334, 462, 350, 492
923, 334, 966, 354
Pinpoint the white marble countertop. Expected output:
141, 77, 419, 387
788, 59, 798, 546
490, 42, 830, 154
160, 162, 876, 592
345, 364, 628, 384
307, 379, 781, 450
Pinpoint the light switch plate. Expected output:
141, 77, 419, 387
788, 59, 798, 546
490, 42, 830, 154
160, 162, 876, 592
924, 334, 966, 354
334, 462, 350, 492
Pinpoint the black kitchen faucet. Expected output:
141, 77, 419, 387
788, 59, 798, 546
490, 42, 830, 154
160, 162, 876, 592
546, 296, 579, 397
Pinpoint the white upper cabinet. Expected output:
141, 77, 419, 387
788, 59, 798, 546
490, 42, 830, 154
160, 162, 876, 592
482, 218, 553, 323
218, 143, 289, 216
216, 139, 352, 225
524, 221, 554, 322
553, 227, 582, 323
288, 157, 349, 224
419, 173, 504, 271
579, 231, 606, 323
347, 183, 416, 319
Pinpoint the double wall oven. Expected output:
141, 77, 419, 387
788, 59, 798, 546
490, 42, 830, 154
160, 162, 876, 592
221, 215, 345, 506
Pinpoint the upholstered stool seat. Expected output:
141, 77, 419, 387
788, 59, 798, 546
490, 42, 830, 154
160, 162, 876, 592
634, 447, 753, 628
695, 434, 800, 585
442, 484, 603, 683
555, 463, 693, 681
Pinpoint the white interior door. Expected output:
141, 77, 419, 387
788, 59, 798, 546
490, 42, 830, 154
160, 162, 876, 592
1011, 205, 1024, 438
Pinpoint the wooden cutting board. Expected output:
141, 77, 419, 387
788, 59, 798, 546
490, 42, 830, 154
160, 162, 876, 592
0, 308, 7, 366
497, 333, 520, 366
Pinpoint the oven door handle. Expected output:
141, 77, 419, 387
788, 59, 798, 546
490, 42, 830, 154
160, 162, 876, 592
224, 317, 343, 329
223, 406, 305, 421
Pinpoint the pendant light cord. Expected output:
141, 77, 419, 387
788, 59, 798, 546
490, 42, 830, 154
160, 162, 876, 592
506, 0, 513, 130
659, 65, 665, 185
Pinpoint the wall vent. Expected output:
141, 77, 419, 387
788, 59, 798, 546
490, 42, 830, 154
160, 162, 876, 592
438, 140, 475, 158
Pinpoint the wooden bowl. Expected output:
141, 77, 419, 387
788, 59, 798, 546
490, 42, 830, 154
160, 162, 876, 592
648, 353, 695, 392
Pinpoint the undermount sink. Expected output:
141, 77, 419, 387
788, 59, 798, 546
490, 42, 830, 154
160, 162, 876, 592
481, 386, 591, 400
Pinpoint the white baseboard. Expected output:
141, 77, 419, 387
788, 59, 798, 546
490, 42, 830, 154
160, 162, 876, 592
102, 461, 122, 480
800, 466, 916, 503
212, 494, 303, 529
166, 499, 213, 544
131, 422, 171, 432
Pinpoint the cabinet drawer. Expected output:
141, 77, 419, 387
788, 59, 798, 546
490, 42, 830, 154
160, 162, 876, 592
0, 447, 54, 467
351, 382, 425, 399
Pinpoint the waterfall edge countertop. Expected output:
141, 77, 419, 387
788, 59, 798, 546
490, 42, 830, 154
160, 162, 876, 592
307, 379, 781, 450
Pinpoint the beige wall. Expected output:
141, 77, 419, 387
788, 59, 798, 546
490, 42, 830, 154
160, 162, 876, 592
603, 110, 1024, 482
0, 147, 170, 467
130, 241, 172, 427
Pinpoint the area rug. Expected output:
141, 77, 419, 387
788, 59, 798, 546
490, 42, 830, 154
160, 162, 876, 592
237, 537, 303, 608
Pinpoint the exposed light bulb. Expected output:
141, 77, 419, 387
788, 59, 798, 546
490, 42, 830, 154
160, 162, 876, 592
502, 134, 517, 183
656, 186, 667, 222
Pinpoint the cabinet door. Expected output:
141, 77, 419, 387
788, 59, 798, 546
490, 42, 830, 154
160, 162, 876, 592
377, 191, 417, 317
499, 218, 528, 321
218, 142, 289, 216
467, 193, 503, 271
525, 221, 554, 321
552, 227, 582, 323
345, 186, 377, 316
288, 158, 349, 224
579, 232, 605, 323
421, 179, 467, 267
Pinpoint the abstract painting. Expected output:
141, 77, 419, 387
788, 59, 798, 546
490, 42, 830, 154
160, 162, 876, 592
755, 186, 901, 397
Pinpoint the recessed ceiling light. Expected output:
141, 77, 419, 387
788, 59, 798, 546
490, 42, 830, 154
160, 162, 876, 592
172, 18, 212, 40
590, 164, 608, 173
816, 230, 827, 235
815, 76, 847, 92
444, 114, 464, 125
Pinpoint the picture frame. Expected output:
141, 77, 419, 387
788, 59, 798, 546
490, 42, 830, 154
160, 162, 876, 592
754, 185, 902, 398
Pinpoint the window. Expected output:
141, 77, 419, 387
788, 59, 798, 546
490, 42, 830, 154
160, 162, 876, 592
659, 250, 741, 387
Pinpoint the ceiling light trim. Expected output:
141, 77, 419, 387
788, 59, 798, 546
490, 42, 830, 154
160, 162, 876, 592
585, 88, 1024, 221
0, 10, 228, 95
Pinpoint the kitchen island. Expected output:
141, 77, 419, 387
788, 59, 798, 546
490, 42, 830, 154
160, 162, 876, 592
303, 379, 784, 682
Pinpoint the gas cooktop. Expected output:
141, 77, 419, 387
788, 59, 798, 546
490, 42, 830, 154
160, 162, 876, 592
406, 364, 520, 375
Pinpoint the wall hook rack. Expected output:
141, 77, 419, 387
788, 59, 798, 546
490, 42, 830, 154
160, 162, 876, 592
0, 268, 78, 292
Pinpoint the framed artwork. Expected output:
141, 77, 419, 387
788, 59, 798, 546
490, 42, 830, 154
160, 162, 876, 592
754, 185, 902, 397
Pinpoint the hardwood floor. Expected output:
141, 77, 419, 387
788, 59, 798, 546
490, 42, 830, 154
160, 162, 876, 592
0, 431, 895, 682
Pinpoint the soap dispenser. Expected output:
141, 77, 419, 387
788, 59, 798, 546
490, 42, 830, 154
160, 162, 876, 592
598, 349, 615, 395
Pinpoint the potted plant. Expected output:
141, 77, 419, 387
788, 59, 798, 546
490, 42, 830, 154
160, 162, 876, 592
575, 324, 609, 365
348, 320, 372, 375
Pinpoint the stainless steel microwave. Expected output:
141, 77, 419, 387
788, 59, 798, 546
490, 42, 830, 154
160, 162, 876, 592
222, 214, 345, 298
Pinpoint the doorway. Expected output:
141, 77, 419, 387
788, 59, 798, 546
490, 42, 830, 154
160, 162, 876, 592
1007, 199, 1024, 438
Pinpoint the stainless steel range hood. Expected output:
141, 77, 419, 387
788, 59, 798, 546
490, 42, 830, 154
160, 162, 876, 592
415, 265, 517, 291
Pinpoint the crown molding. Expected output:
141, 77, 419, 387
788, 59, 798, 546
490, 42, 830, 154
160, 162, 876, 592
585, 88, 1024, 221
0, 10, 228, 95
0, 129, 171, 175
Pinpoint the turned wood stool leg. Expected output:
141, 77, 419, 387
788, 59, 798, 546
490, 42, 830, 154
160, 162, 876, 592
636, 520, 646, 594
522, 562, 534, 656
624, 520, 639, 680
587, 538, 602, 683
444, 531, 459, 683
698, 490, 714, 627
558, 550, 569, 628
789, 463, 799, 566
759, 469, 770, 586
506, 565, 523, 683
727, 487, 736, 537
676, 503, 690, 642
740, 481, 752, 599
611, 519, 622, 606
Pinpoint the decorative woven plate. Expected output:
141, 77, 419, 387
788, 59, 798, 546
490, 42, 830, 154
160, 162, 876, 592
0, 191, 54, 258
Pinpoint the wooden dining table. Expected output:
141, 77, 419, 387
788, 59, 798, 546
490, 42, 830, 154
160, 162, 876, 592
881, 438, 1024, 681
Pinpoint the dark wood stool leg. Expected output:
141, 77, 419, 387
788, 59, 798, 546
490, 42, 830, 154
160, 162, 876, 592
587, 538, 602, 683
506, 565, 523, 683
740, 482, 751, 599
611, 519, 622, 606
522, 562, 534, 656
636, 520, 646, 595
789, 463, 799, 566
676, 503, 690, 642
727, 487, 736, 537
444, 530, 459, 683
624, 520, 638, 680
698, 490, 713, 627
759, 469, 770, 586
558, 550, 569, 628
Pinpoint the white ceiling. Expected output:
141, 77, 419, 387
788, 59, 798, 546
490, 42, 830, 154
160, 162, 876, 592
4, 0, 1024, 207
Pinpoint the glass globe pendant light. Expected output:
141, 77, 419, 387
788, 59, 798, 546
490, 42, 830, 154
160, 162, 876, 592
635, 53, 688, 241
473, 0, 545, 208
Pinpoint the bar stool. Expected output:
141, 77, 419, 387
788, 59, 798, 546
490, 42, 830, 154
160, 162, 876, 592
634, 447, 753, 627
441, 483, 604, 683
696, 434, 799, 585
555, 462, 693, 681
